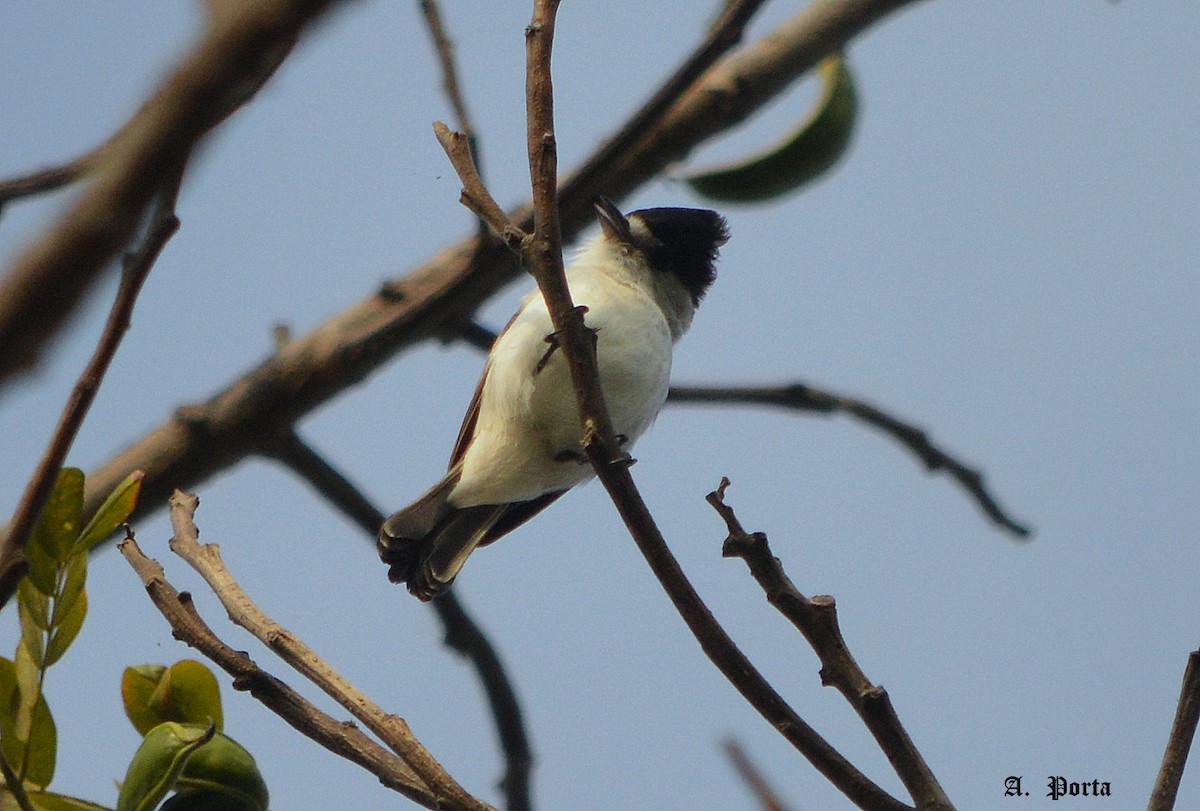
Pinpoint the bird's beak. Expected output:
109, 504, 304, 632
594, 197, 633, 244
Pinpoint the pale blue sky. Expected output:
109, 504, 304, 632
2, 2, 1198, 809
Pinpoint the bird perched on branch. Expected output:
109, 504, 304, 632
379, 198, 728, 600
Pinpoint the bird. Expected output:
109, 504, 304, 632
378, 198, 728, 600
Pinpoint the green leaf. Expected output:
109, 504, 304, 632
14, 636, 42, 729
25, 789, 115, 811
116, 723, 214, 811
0, 657, 21, 767
0, 656, 57, 789
45, 589, 87, 667
75, 471, 143, 554
17, 578, 50, 630
18, 604, 45, 667
685, 55, 859, 203
30, 469, 85, 563
22, 694, 56, 788
24, 534, 58, 596
121, 662, 223, 736
122, 666, 167, 737
173, 731, 268, 811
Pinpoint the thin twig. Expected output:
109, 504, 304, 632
116, 528, 440, 808
1147, 650, 1200, 811
454, 320, 501, 352
0, 160, 91, 214
260, 429, 536, 811
710, 478, 953, 811
517, 0, 625, 466
670, 382, 1031, 538
416, 0, 506, 299
163, 490, 494, 811
0, 750, 36, 811
0, 185, 181, 610
418, 0, 477, 151
432, 121, 526, 252
723, 738, 795, 811
259, 430, 385, 534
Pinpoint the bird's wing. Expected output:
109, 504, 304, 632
448, 359, 486, 470
447, 308, 525, 469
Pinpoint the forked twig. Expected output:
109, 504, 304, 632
117, 528, 439, 808
163, 490, 495, 811
710, 477, 953, 811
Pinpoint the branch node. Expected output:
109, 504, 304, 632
810, 594, 835, 610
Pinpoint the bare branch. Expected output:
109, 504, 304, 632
418, 0, 477, 148
0, 184, 181, 610
710, 478, 953, 811
723, 738, 795, 811
117, 528, 441, 808
1148, 650, 1200, 811
260, 429, 536, 811
0, 0, 335, 387
671, 382, 1031, 538
161, 490, 494, 811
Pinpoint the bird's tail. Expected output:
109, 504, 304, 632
378, 469, 508, 601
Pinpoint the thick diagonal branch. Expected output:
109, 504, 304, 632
0, 0, 331, 386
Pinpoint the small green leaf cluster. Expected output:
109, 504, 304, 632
117, 662, 267, 811
1, 469, 266, 811
1, 468, 141, 806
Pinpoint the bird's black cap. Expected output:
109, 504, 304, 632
630, 206, 729, 305
595, 198, 729, 306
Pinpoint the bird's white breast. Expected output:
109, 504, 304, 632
450, 253, 674, 507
